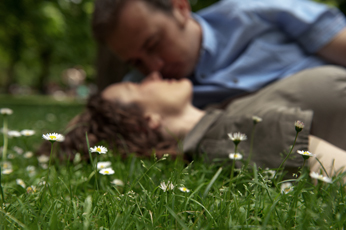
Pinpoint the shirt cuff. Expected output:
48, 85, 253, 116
298, 9, 346, 53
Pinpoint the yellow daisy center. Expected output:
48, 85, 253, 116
49, 135, 56, 139
96, 148, 101, 152
104, 171, 109, 174
182, 188, 187, 191
303, 152, 309, 155
100, 165, 104, 168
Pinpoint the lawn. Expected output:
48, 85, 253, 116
0, 96, 346, 229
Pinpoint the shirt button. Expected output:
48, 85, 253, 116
232, 78, 238, 83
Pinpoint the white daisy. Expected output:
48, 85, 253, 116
99, 168, 115, 175
229, 153, 243, 160
228, 132, 247, 144
97, 161, 112, 170
90, 146, 108, 154
26, 186, 37, 193
73, 153, 81, 164
37, 155, 49, 163
111, 179, 124, 186
310, 172, 332, 183
159, 181, 174, 192
297, 150, 314, 159
8, 130, 21, 137
26, 166, 36, 177
252, 116, 262, 124
16, 179, 26, 188
280, 182, 293, 194
0, 108, 13, 115
2, 161, 12, 170
13, 146, 23, 155
42, 133, 64, 142
21, 129, 35, 136
56, 135, 65, 142
24, 151, 34, 158
294, 120, 304, 132
179, 187, 190, 193
38, 181, 46, 186
264, 168, 276, 179
2, 169, 13, 174
40, 164, 48, 169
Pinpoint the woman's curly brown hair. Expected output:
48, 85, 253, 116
38, 94, 180, 161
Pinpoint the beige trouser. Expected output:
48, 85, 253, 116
309, 135, 346, 181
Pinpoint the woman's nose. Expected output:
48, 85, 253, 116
142, 71, 163, 83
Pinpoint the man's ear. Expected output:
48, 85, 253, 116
145, 113, 162, 130
171, 0, 191, 26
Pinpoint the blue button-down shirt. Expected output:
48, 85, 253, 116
124, 0, 346, 108
191, 0, 346, 107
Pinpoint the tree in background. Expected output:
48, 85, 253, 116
0, 0, 96, 94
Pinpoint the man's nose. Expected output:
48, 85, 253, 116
143, 55, 164, 72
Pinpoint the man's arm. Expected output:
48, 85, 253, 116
317, 28, 346, 67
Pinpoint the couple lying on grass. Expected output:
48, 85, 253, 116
39, 66, 346, 179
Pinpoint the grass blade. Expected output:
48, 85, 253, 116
203, 167, 222, 199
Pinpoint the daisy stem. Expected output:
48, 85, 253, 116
230, 159, 235, 183
0, 166, 5, 208
302, 159, 306, 170
248, 124, 257, 163
274, 131, 299, 181
2, 116, 8, 162
46, 141, 54, 189
95, 157, 99, 191
230, 144, 238, 183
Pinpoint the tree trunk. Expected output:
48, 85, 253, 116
4, 33, 21, 93
37, 46, 52, 94
95, 43, 128, 91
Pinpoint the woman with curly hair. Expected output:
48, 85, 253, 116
39, 66, 346, 176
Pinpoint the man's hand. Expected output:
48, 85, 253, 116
317, 28, 346, 67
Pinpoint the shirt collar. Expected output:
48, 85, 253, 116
192, 13, 218, 56
183, 109, 223, 153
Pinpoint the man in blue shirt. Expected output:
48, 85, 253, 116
92, 0, 346, 108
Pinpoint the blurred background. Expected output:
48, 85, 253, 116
0, 0, 344, 98
0, 0, 344, 148
0, 0, 226, 98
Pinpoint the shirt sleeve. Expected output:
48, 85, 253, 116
248, 0, 346, 53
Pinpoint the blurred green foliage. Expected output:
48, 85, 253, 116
0, 0, 96, 93
0, 0, 344, 93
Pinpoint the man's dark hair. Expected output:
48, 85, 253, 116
92, 0, 173, 44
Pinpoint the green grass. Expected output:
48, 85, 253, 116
0, 96, 346, 229
0, 95, 84, 149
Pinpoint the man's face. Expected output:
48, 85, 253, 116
107, 0, 201, 79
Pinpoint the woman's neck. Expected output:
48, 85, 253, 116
160, 104, 206, 140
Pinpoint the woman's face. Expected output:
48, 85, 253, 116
102, 72, 193, 116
